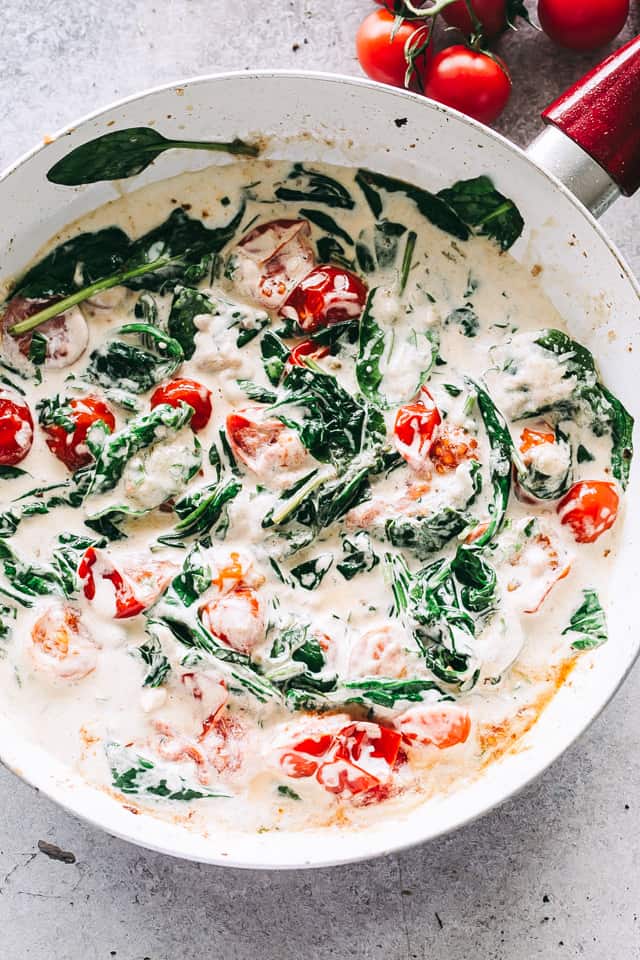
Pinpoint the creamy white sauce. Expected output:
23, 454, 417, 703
0, 160, 623, 834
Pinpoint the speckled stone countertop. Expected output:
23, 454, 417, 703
1, 3, 640, 957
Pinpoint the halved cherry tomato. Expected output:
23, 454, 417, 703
519, 426, 556, 457
396, 704, 471, 749
557, 480, 620, 544
42, 395, 115, 471
288, 340, 331, 367
538, 0, 629, 51
1, 297, 89, 368
424, 46, 511, 125
0, 390, 33, 465
394, 388, 441, 455
232, 219, 315, 309
150, 378, 212, 432
30, 602, 97, 681
280, 722, 401, 799
356, 9, 434, 91
280, 265, 368, 334
441, 0, 510, 38
200, 585, 265, 655
79, 548, 175, 619
226, 410, 308, 481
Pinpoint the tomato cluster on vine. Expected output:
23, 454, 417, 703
356, 0, 630, 125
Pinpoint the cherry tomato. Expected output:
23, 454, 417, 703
226, 410, 308, 481
150, 378, 213, 432
442, 0, 508, 38
356, 9, 434, 91
288, 340, 331, 367
0, 390, 33, 466
1, 297, 88, 368
424, 46, 511, 125
557, 480, 620, 544
42, 395, 116, 472
396, 705, 471, 749
280, 721, 401, 799
519, 426, 556, 457
233, 219, 315, 310
280, 265, 368, 334
394, 387, 441, 455
79, 548, 176, 619
200, 585, 265, 655
538, 0, 629, 51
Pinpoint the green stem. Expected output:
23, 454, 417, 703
8, 257, 173, 336
271, 466, 336, 526
402, 0, 460, 18
168, 138, 260, 158
399, 231, 417, 296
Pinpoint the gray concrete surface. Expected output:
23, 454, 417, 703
1, 2, 640, 957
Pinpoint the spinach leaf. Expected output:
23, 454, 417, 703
356, 287, 436, 408
467, 378, 512, 545
399, 230, 417, 295
167, 286, 269, 360
0, 541, 66, 606
562, 589, 608, 651
71, 401, 194, 503
7, 205, 246, 338
451, 548, 497, 613
337, 531, 379, 580
106, 742, 227, 800
513, 424, 572, 501
446, 304, 479, 338
299, 208, 354, 246
437, 176, 524, 251
343, 678, 445, 709
0, 604, 16, 648
315, 237, 354, 270
260, 331, 291, 386
50, 532, 105, 596
374, 220, 406, 268
47, 127, 259, 185
236, 380, 278, 404
533, 330, 634, 489
289, 555, 333, 591
275, 164, 354, 209
137, 632, 171, 687
277, 785, 301, 800
12, 228, 131, 299
356, 169, 470, 241
85, 323, 183, 394
84, 504, 151, 540
577, 444, 594, 464
0, 466, 28, 479
157, 478, 241, 547
386, 508, 471, 561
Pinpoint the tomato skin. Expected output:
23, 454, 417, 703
538, 0, 629, 51
79, 548, 175, 619
42, 395, 116, 471
288, 340, 330, 367
150, 378, 212, 432
394, 388, 441, 453
356, 9, 434, 91
281, 265, 368, 334
397, 705, 471, 749
442, 0, 507, 38
0, 391, 34, 466
424, 46, 511, 125
557, 480, 620, 544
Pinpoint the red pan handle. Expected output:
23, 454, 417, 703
542, 35, 640, 197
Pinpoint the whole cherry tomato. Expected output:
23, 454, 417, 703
557, 480, 620, 544
538, 0, 629, 51
356, 9, 434, 91
442, 0, 509, 38
0, 390, 33, 466
150, 378, 213, 432
280, 265, 368, 334
424, 45, 511, 125
42, 395, 115, 472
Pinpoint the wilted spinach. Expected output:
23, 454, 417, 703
562, 589, 608, 651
